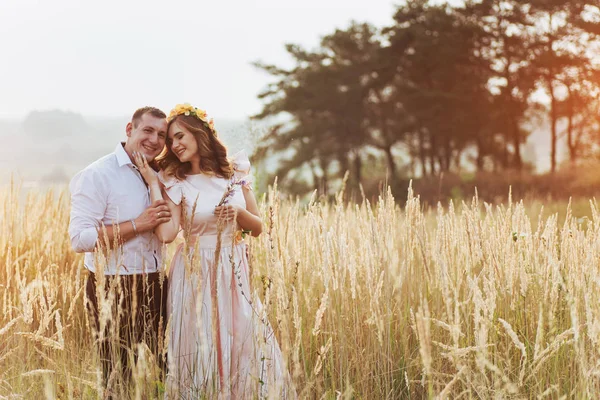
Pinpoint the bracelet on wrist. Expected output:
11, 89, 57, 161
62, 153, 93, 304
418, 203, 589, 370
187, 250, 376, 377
131, 219, 139, 236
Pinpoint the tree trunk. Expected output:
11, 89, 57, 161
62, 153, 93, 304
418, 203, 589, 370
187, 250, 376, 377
338, 152, 350, 179
511, 113, 522, 171
353, 151, 362, 187
429, 134, 437, 176
443, 136, 451, 172
548, 75, 558, 173
501, 137, 509, 169
501, 46, 523, 172
454, 148, 462, 172
475, 136, 485, 172
384, 145, 397, 184
566, 92, 576, 164
409, 133, 416, 177
418, 130, 428, 177
318, 158, 329, 196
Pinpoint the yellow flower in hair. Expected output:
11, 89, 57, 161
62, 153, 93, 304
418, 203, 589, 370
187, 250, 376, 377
196, 108, 207, 119
176, 104, 192, 114
168, 103, 218, 128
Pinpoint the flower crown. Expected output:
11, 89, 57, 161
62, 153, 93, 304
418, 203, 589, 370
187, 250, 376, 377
168, 103, 217, 135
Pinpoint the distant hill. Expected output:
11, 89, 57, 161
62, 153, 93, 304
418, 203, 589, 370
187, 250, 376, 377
23, 110, 91, 139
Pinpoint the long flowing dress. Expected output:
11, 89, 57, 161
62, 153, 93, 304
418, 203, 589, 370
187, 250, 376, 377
160, 152, 295, 399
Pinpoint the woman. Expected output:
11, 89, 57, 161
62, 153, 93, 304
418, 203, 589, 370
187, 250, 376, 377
133, 104, 294, 399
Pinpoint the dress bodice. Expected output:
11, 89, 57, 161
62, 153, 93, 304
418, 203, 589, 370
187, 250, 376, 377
159, 151, 252, 237
180, 174, 247, 237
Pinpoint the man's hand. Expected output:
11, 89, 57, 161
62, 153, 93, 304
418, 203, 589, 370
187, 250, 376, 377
135, 200, 172, 233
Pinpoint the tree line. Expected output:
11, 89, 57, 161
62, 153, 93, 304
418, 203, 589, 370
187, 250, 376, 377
252, 0, 600, 196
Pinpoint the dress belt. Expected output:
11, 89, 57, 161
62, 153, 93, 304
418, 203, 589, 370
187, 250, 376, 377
185, 234, 242, 249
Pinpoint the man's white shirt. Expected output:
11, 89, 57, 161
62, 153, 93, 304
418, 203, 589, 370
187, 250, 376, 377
69, 143, 163, 275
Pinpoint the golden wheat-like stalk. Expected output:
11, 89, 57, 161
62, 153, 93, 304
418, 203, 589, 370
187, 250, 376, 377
1, 182, 600, 398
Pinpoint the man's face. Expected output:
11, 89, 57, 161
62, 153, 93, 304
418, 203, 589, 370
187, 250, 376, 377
125, 113, 168, 161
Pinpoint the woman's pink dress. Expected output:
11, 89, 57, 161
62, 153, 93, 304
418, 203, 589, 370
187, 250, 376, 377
160, 152, 295, 399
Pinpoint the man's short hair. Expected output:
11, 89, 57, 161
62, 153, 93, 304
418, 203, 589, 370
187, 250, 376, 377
131, 106, 166, 127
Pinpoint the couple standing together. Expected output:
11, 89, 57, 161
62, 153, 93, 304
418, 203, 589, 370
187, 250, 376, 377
69, 105, 294, 398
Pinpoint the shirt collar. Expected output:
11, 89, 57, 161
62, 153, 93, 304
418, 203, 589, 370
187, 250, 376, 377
115, 142, 133, 167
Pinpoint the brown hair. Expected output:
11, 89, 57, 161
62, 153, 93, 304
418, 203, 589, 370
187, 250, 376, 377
131, 106, 166, 127
157, 115, 233, 180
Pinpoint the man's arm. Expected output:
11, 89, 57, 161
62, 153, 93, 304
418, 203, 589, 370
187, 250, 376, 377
99, 200, 172, 249
96, 220, 139, 249
69, 169, 171, 252
69, 169, 107, 253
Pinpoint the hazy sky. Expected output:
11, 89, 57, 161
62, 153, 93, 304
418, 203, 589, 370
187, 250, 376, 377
0, 0, 398, 120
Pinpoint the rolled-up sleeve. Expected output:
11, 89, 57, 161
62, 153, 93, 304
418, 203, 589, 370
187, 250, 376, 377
68, 169, 106, 253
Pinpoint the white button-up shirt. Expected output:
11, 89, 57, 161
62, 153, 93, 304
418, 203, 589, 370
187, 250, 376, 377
68, 143, 163, 275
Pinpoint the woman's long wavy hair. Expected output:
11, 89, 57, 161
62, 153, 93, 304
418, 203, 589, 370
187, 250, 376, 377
157, 115, 233, 180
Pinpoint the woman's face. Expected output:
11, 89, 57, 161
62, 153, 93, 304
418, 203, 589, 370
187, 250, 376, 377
168, 122, 199, 163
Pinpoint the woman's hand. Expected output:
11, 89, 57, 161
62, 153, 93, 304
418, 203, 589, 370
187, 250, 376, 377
214, 204, 243, 223
133, 151, 158, 186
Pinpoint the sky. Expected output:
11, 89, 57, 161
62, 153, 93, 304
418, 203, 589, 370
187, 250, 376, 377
0, 0, 398, 121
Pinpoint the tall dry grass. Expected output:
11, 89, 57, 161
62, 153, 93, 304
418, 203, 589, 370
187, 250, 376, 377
1, 179, 600, 398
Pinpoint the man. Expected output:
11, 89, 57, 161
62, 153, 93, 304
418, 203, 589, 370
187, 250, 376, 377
69, 106, 171, 394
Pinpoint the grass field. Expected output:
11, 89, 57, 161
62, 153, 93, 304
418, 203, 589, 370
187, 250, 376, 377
1, 180, 600, 398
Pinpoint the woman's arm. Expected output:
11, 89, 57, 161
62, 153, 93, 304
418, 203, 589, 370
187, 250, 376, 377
134, 152, 181, 243
214, 186, 263, 237
147, 182, 181, 243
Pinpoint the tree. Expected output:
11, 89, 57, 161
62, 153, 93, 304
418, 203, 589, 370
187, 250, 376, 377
528, 0, 600, 172
252, 0, 600, 196
385, 1, 495, 174
254, 23, 386, 195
